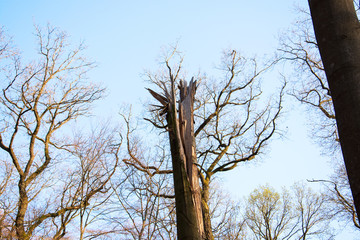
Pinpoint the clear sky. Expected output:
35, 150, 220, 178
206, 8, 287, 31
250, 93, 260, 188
1, 1, 355, 238
0, 0, 304, 109
0, 0, 325, 211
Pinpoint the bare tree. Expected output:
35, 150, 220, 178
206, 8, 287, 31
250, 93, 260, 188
124, 47, 284, 239
0, 27, 19, 239
208, 183, 246, 240
0, 162, 16, 238
0, 25, 121, 239
279, 12, 337, 151
310, 163, 360, 230
279, 7, 360, 230
107, 162, 176, 240
292, 183, 332, 239
193, 51, 284, 240
0, 27, 13, 62
107, 109, 177, 240
52, 126, 121, 240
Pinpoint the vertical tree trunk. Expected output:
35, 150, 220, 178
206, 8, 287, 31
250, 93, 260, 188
201, 179, 214, 240
167, 110, 203, 240
16, 179, 30, 240
149, 78, 205, 239
308, 0, 360, 219
178, 80, 205, 238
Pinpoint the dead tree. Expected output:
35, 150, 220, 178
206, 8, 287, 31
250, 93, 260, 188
147, 77, 204, 240
123, 48, 283, 240
0, 25, 120, 240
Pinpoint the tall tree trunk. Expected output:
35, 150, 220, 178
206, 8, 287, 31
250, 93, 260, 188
167, 111, 203, 240
308, 0, 360, 219
148, 78, 205, 239
178, 80, 205, 238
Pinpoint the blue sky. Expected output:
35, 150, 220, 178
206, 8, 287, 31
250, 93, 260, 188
0, 0, 326, 199
2, 0, 352, 236
3, 0, 358, 238
1, 1, 303, 112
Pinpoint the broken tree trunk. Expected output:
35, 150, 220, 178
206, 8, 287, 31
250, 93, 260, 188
148, 77, 205, 239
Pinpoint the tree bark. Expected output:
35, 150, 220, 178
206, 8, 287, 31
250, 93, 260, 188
308, 0, 360, 219
16, 179, 30, 240
149, 78, 205, 239
178, 80, 205, 238
167, 110, 203, 240
201, 179, 214, 240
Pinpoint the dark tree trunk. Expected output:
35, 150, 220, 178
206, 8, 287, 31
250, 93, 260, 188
16, 180, 30, 240
308, 0, 360, 219
148, 78, 205, 239
178, 80, 205, 238
167, 111, 203, 240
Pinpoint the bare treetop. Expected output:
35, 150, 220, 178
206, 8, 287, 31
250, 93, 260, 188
0, 25, 116, 240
